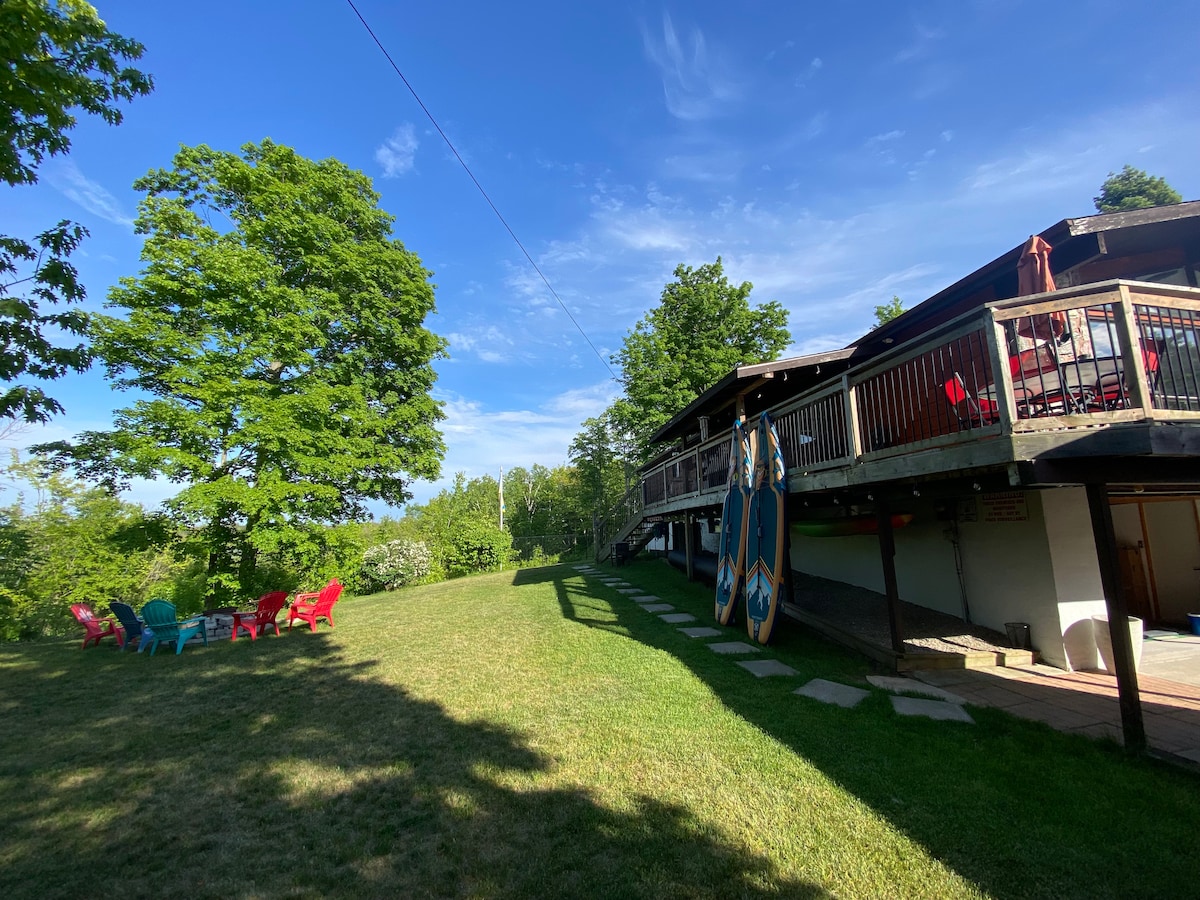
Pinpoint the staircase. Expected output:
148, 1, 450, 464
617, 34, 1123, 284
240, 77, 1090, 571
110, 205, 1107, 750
593, 484, 655, 564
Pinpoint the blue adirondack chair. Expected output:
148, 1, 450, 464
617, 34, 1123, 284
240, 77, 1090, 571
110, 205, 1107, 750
138, 599, 208, 656
108, 601, 148, 652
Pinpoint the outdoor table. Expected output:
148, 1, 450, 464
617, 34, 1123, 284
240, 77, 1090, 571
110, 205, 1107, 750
984, 356, 1122, 415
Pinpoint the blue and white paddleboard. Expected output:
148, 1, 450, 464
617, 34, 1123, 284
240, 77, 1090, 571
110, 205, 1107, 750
714, 418, 753, 626
745, 411, 788, 645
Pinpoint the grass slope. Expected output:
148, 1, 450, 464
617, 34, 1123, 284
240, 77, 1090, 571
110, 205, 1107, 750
1, 559, 1197, 899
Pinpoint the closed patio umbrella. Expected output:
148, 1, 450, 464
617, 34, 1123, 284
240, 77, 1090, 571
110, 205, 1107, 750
1014, 235, 1067, 341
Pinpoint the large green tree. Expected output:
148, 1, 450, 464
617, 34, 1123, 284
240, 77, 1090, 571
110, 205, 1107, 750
0, 0, 152, 421
1094, 165, 1182, 213
613, 258, 790, 452
38, 140, 446, 598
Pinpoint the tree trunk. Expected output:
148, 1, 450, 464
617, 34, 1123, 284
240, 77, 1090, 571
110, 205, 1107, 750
238, 513, 260, 596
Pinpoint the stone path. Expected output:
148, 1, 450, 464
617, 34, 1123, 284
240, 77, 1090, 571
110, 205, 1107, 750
571, 566, 973, 725
572, 566, 1200, 755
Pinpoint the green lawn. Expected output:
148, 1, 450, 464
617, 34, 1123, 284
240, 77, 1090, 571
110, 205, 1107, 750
2, 559, 1197, 899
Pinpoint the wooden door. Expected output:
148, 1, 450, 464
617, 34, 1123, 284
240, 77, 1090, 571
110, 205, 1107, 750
1116, 545, 1154, 622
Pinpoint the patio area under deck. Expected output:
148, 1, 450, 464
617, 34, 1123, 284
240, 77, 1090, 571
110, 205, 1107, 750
784, 570, 1035, 672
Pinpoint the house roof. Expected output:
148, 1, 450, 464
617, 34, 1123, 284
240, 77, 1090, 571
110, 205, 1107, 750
853, 200, 1200, 357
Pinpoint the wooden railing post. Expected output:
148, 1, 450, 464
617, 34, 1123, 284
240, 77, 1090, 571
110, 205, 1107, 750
985, 309, 1016, 431
842, 375, 862, 460
1116, 285, 1153, 412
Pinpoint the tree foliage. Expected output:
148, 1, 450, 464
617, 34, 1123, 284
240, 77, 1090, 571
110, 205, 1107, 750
0, 0, 153, 421
501, 464, 586, 540
569, 405, 636, 518
0, 0, 153, 185
1094, 165, 1182, 213
0, 453, 180, 639
36, 140, 446, 600
1, 222, 91, 421
873, 295, 904, 328
612, 258, 790, 452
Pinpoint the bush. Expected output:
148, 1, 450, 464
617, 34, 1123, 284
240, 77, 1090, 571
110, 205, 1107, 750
360, 539, 434, 592
0, 586, 37, 641
445, 522, 513, 578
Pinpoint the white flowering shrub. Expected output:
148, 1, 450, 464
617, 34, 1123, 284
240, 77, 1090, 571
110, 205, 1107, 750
360, 539, 433, 592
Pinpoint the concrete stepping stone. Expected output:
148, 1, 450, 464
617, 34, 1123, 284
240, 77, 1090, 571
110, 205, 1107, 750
640, 603, 674, 613
738, 659, 797, 678
891, 696, 975, 723
794, 679, 871, 708
659, 613, 696, 624
867, 675, 967, 704
632, 595, 660, 602
679, 626, 722, 638
707, 641, 761, 655
616, 588, 640, 594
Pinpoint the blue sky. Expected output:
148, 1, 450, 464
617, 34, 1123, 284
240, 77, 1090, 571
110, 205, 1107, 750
4, 0, 1198, 512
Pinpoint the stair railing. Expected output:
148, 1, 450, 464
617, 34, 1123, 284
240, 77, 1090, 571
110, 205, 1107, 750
592, 481, 646, 561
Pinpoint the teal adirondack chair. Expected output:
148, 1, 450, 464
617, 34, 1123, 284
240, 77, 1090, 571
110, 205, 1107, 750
139, 599, 208, 656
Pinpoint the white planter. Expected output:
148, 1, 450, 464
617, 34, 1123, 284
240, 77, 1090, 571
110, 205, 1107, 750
1092, 615, 1143, 674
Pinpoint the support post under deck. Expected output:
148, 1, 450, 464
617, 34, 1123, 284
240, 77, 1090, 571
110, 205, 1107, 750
876, 499, 905, 657
1085, 482, 1146, 754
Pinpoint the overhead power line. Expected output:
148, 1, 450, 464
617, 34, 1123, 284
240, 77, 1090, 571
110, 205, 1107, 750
344, 0, 618, 381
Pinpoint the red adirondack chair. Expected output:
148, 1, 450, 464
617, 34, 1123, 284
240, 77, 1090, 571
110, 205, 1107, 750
70, 603, 124, 649
231, 591, 290, 642
287, 580, 343, 632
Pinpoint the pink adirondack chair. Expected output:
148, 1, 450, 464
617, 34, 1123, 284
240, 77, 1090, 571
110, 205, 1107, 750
287, 580, 344, 632
70, 603, 124, 649
230, 591, 290, 642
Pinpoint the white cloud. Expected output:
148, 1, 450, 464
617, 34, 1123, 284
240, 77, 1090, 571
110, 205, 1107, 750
497, 96, 1199, 381
894, 23, 946, 63
43, 159, 135, 228
641, 13, 740, 121
447, 326, 514, 363
865, 130, 904, 148
375, 123, 419, 178
404, 382, 620, 504
794, 56, 824, 87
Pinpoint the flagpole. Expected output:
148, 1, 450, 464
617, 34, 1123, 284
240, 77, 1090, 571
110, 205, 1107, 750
498, 466, 504, 530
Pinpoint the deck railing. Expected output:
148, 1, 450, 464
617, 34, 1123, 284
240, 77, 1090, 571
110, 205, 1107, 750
640, 280, 1200, 511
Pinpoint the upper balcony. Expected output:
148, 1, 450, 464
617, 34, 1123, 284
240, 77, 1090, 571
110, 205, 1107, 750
641, 279, 1200, 516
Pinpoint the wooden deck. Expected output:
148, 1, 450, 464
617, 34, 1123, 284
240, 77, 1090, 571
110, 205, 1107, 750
639, 280, 1200, 517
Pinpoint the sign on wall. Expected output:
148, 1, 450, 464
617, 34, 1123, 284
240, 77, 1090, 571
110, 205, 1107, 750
980, 491, 1029, 523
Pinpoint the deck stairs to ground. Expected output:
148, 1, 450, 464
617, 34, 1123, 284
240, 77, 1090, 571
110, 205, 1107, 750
605, 516, 657, 564
593, 483, 655, 564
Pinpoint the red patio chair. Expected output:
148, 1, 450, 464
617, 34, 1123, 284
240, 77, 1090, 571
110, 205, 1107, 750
287, 580, 344, 633
944, 375, 999, 428
1093, 348, 1160, 411
70, 603, 124, 649
231, 591, 290, 642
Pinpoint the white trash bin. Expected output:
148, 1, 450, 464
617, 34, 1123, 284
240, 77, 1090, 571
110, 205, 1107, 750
1092, 614, 1142, 674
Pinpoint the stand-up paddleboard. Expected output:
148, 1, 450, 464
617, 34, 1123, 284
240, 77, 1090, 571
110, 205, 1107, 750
745, 411, 788, 645
714, 418, 753, 625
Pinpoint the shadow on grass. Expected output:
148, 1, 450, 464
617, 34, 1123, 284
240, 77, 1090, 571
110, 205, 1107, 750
526, 560, 1200, 900
0, 628, 829, 899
